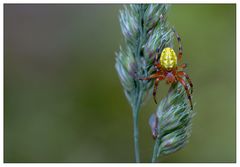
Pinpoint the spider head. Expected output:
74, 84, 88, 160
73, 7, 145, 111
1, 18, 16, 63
160, 47, 177, 71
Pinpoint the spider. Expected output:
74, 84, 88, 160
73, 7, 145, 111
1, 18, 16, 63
140, 28, 193, 109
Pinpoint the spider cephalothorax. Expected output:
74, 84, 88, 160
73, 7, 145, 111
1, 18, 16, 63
140, 28, 193, 109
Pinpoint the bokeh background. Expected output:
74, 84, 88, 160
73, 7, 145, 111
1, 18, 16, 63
4, 4, 236, 162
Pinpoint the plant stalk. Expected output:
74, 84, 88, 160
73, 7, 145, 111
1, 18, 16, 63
133, 111, 140, 162
132, 90, 143, 162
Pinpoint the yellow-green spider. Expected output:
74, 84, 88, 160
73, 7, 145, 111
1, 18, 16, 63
140, 28, 193, 109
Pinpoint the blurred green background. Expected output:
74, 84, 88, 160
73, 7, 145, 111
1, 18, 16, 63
4, 4, 236, 162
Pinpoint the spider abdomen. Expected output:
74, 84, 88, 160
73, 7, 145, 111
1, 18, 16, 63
160, 47, 177, 71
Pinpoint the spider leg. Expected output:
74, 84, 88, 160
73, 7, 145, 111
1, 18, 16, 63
147, 20, 159, 35
154, 44, 163, 63
177, 71, 193, 94
139, 72, 162, 80
172, 28, 183, 61
154, 63, 161, 72
147, 14, 164, 36
153, 76, 165, 104
176, 63, 187, 70
154, 50, 161, 64
153, 54, 160, 71
177, 77, 193, 110
154, 53, 158, 63
154, 52, 163, 73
